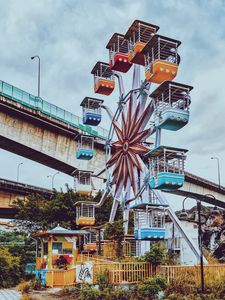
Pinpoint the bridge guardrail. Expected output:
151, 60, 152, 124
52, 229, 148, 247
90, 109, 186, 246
0, 80, 108, 140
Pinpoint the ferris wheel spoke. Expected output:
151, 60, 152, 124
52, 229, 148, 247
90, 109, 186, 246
112, 121, 123, 143
107, 150, 123, 168
129, 128, 151, 145
129, 103, 152, 141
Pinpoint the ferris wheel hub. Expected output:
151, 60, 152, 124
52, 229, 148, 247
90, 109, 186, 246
123, 141, 129, 152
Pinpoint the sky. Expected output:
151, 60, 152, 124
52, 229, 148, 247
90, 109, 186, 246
0, 0, 225, 210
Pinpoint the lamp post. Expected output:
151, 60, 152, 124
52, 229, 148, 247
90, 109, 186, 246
31, 55, 41, 97
47, 172, 59, 189
17, 162, 23, 182
211, 157, 221, 189
204, 193, 220, 215
179, 196, 204, 295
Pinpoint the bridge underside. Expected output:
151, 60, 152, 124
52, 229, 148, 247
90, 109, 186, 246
0, 178, 53, 218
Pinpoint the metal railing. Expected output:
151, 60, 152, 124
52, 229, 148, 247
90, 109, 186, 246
0, 80, 108, 139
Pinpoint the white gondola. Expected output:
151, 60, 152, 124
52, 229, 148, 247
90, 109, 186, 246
74, 170, 93, 196
75, 201, 96, 226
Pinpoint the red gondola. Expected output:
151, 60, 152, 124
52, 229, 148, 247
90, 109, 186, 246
106, 33, 132, 73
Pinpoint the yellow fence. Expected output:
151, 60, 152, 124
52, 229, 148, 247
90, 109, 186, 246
93, 262, 155, 284
46, 267, 76, 287
159, 264, 225, 286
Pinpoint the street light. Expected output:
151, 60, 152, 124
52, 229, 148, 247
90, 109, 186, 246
47, 172, 59, 189
179, 196, 205, 295
31, 55, 41, 97
211, 157, 221, 189
17, 163, 23, 182
204, 193, 220, 216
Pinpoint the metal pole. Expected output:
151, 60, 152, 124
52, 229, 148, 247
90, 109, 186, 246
17, 163, 23, 182
197, 199, 204, 295
211, 157, 221, 189
52, 172, 59, 189
31, 55, 41, 97
47, 172, 59, 189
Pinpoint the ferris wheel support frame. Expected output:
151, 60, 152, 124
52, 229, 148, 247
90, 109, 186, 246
92, 63, 207, 263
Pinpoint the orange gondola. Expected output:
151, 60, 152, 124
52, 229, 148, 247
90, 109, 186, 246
141, 34, 181, 84
91, 61, 115, 95
124, 20, 159, 66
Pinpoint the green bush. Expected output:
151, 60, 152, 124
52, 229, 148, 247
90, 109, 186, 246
0, 246, 21, 288
138, 276, 167, 300
142, 242, 167, 266
78, 285, 100, 300
96, 269, 112, 291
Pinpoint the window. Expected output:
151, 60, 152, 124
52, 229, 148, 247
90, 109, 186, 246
63, 248, 73, 254
43, 242, 48, 255
52, 242, 62, 254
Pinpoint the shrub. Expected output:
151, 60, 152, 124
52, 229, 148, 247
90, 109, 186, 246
30, 278, 42, 290
0, 246, 21, 288
96, 269, 111, 291
141, 242, 167, 266
138, 276, 167, 300
17, 281, 30, 294
78, 285, 100, 300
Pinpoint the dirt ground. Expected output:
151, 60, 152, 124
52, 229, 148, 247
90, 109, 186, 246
27, 288, 66, 300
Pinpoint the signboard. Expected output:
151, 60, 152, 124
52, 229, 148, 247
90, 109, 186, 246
76, 261, 93, 283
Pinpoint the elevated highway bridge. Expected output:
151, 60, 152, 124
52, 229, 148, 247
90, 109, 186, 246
0, 80, 225, 218
0, 177, 52, 218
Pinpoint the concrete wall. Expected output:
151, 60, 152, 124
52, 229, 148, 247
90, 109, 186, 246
0, 108, 106, 180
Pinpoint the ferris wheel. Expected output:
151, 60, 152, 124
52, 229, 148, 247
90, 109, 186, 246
76, 20, 200, 257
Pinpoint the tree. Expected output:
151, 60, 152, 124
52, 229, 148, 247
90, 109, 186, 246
0, 231, 36, 279
13, 187, 95, 233
104, 219, 124, 258
0, 246, 21, 288
12, 188, 123, 233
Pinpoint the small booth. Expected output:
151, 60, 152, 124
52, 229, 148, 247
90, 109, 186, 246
106, 33, 132, 73
74, 170, 93, 196
150, 81, 193, 131
75, 201, 96, 226
124, 20, 159, 65
91, 61, 115, 95
80, 97, 104, 126
147, 145, 187, 190
76, 135, 94, 160
33, 225, 90, 285
141, 34, 181, 84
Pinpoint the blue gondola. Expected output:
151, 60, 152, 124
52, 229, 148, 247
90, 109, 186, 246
76, 148, 94, 160
80, 97, 104, 126
146, 145, 188, 190
134, 228, 166, 240
132, 192, 167, 241
76, 135, 94, 161
150, 81, 193, 131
